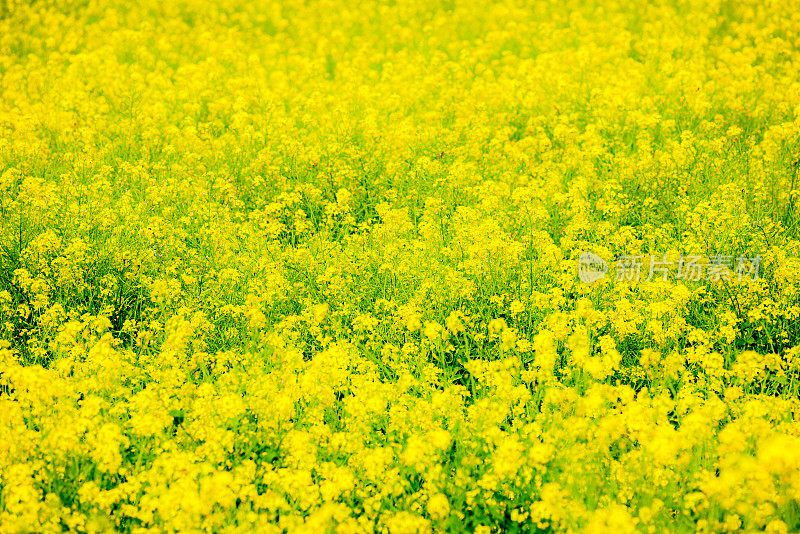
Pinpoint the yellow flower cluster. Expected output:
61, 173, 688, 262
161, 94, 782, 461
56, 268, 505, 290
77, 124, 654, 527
1, 0, 800, 532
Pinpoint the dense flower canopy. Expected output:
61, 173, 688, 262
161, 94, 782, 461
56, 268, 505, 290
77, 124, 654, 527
1, 0, 800, 532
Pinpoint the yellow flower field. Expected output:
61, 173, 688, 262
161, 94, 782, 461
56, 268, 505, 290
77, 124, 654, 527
1, 0, 800, 531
